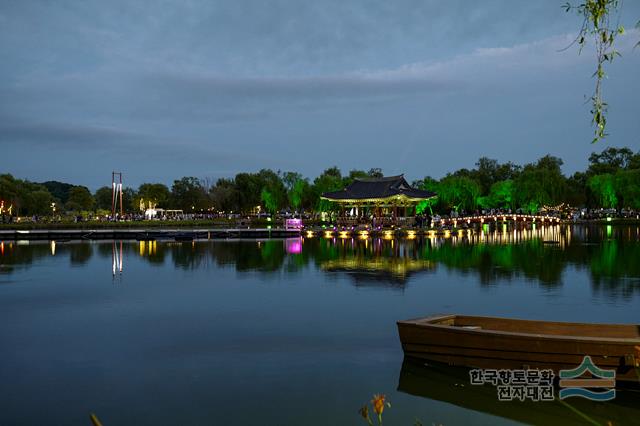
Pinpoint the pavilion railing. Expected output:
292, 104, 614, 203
336, 216, 416, 228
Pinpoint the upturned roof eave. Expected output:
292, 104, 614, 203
319, 194, 437, 203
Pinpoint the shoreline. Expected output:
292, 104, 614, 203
0, 217, 638, 231
0, 228, 301, 240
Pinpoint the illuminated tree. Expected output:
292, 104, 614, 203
587, 173, 618, 208
313, 167, 344, 212
614, 169, 640, 209
283, 172, 308, 211
136, 183, 170, 211
415, 177, 440, 214
437, 175, 481, 212
0, 174, 20, 213
481, 180, 515, 209
513, 156, 568, 213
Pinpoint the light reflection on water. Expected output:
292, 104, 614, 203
0, 225, 639, 425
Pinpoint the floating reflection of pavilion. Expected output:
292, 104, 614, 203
320, 257, 435, 287
321, 175, 436, 227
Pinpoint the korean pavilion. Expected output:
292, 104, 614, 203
320, 175, 437, 227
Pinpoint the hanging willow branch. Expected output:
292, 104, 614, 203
563, 0, 625, 143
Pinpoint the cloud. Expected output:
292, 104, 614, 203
0, 121, 144, 148
1, 1, 638, 188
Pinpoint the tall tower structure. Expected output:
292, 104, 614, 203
111, 172, 123, 219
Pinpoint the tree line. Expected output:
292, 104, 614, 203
1, 147, 638, 217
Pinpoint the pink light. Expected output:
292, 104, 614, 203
285, 218, 303, 229
285, 239, 302, 254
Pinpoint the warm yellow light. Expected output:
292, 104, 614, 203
339, 231, 349, 238
324, 230, 334, 238
306, 231, 314, 238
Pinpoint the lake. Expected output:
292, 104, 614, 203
1, 224, 639, 425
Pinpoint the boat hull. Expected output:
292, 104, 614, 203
398, 314, 640, 383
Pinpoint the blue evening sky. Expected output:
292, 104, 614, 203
1, 0, 639, 189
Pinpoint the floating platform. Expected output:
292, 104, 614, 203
0, 228, 300, 241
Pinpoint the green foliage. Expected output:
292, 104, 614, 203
137, 183, 170, 210
587, 147, 634, 175
313, 167, 344, 212
41, 181, 74, 204
234, 172, 263, 211
437, 175, 481, 212
25, 190, 54, 215
588, 173, 618, 208
94, 187, 113, 211
209, 178, 240, 212
482, 180, 515, 209
170, 177, 208, 211
258, 169, 287, 212
614, 169, 640, 209
564, 0, 624, 143
1, 147, 638, 218
287, 178, 308, 210
513, 156, 568, 212
66, 186, 95, 212
260, 188, 278, 214
0, 174, 20, 207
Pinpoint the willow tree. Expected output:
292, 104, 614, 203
564, 0, 630, 143
587, 173, 618, 208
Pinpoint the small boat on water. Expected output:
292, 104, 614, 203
397, 314, 640, 383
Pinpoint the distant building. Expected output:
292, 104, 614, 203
321, 175, 436, 226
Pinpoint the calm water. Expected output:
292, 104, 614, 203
1, 225, 639, 426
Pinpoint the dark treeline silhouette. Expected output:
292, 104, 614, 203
1, 147, 639, 218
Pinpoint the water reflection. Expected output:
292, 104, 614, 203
112, 241, 123, 276
397, 358, 640, 426
1, 226, 640, 297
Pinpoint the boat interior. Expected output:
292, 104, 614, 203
416, 315, 640, 339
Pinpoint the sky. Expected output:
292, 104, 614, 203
1, 0, 639, 190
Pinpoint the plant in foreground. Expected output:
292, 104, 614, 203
359, 394, 391, 425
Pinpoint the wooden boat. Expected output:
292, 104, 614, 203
397, 314, 640, 383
